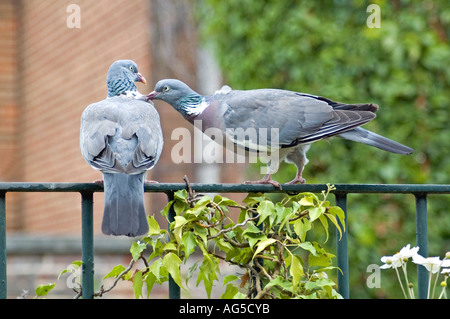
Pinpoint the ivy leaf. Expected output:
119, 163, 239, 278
162, 252, 182, 287
103, 264, 126, 280
130, 241, 147, 261
35, 283, 55, 297
308, 207, 325, 223
145, 272, 157, 298
257, 200, 275, 226
293, 218, 311, 242
299, 195, 315, 206
223, 274, 239, 286
160, 200, 173, 218
173, 216, 188, 243
174, 189, 188, 200
298, 241, 317, 256
290, 255, 304, 290
181, 231, 197, 259
221, 283, 239, 299
147, 216, 161, 236
132, 271, 143, 299
253, 238, 276, 258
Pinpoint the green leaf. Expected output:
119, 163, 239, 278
174, 189, 188, 200
257, 200, 275, 226
174, 200, 188, 215
274, 203, 292, 226
223, 274, 239, 286
196, 256, 220, 298
181, 231, 197, 259
160, 200, 173, 218
145, 272, 157, 298
58, 260, 82, 279
103, 264, 127, 280
299, 195, 315, 206
162, 252, 182, 287
265, 276, 292, 292
130, 241, 146, 261
220, 283, 239, 299
149, 259, 163, 278
290, 255, 304, 290
328, 206, 345, 231
253, 238, 276, 258
293, 218, 311, 242
308, 207, 325, 223
35, 283, 55, 297
147, 216, 161, 236
298, 241, 317, 256
173, 216, 188, 243
318, 214, 329, 243
326, 212, 343, 240
133, 271, 143, 299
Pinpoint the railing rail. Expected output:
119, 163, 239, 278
1, 182, 449, 299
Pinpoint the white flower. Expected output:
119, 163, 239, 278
397, 244, 420, 259
442, 268, 450, 276
380, 244, 419, 269
380, 255, 402, 269
412, 255, 450, 274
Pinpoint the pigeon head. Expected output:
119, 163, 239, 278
146, 79, 206, 116
106, 60, 147, 97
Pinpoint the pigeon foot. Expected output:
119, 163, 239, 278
287, 176, 306, 184
245, 175, 282, 189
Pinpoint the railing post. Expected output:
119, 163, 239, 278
335, 192, 349, 299
81, 191, 94, 299
0, 192, 6, 299
166, 191, 180, 299
415, 193, 428, 299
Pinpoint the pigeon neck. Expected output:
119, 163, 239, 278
107, 79, 137, 97
178, 94, 209, 117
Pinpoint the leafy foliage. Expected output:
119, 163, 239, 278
108, 185, 344, 299
43, 185, 344, 299
194, 0, 450, 297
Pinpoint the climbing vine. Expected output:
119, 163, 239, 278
37, 183, 344, 299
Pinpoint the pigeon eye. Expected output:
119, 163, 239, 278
129, 66, 134, 71
163, 86, 170, 92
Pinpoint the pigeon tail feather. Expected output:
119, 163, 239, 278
101, 172, 148, 237
338, 127, 414, 155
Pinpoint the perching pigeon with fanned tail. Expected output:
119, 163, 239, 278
80, 60, 163, 236
146, 79, 413, 187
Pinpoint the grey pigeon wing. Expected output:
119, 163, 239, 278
220, 89, 375, 150
80, 100, 121, 171
121, 99, 164, 173
80, 97, 163, 174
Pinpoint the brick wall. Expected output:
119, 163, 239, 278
0, 0, 22, 230
6, 0, 158, 234
1, 0, 248, 236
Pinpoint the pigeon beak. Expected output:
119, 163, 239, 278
136, 73, 147, 84
146, 91, 159, 100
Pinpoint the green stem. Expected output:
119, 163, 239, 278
394, 267, 408, 299
401, 263, 415, 299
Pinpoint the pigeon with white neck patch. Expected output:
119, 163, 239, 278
146, 79, 413, 187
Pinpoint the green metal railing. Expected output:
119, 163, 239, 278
0, 182, 449, 299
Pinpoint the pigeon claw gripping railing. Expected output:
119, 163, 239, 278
0, 183, 449, 299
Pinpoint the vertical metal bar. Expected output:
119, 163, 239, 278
415, 193, 428, 299
335, 193, 349, 299
166, 191, 180, 299
81, 192, 94, 299
0, 192, 6, 299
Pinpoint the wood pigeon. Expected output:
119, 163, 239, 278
146, 79, 413, 187
80, 60, 163, 236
